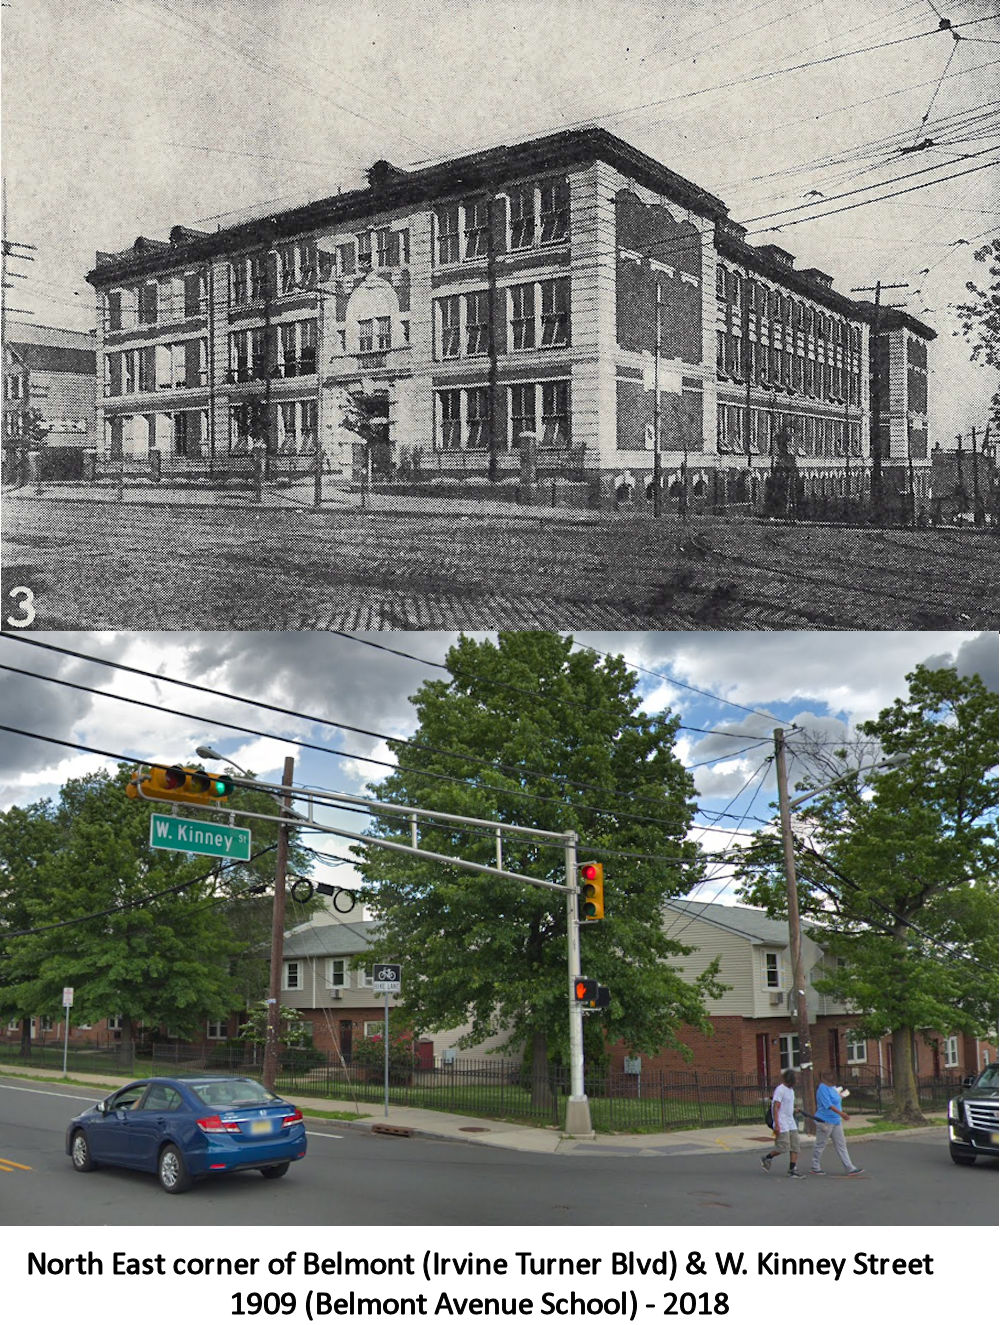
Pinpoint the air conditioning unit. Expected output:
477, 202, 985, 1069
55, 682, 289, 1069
770, 991, 785, 1005
329, 988, 342, 1000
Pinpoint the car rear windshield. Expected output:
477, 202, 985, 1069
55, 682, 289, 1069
189, 1079, 280, 1109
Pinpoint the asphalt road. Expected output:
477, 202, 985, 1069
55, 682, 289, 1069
1, 1079, 996, 1227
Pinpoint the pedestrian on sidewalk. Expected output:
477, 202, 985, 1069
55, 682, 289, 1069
811, 1070, 865, 1176
761, 1069, 805, 1178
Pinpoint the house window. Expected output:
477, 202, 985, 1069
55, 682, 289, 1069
437, 295, 461, 359
358, 968, 373, 989
283, 960, 301, 991
510, 283, 535, 350
374, 228, 392, 268
375, 315, 391, 351
778, 1034, 800, 1070
466, 386, 489, 449
436, 204, 460, 265
944, 1036, 959, 1069
764, 952, 781, 989
108, 1015, 123, 1032
358, 319, 374, 353
464, 198, 490, 259
846, 1031, 867, 1064
41, 1016, 54, 1032
363, 1020, 382, 1037
540, 381, 569, 446
464, 291, 490, 356
107, 290, 122, 332
206, 1020, 226, 1040
438, 389, 461, 449
357, 231, 373, 269
328, 959, 347, 989
138, 282, 158, 325
277, 239, 317, 293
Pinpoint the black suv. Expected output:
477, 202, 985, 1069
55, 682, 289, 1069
948, 1063, 999, 1165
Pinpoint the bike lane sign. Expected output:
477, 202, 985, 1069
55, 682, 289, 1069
372, 963, 402, 994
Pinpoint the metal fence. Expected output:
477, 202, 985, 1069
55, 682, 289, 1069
0, 1042, 969, 1131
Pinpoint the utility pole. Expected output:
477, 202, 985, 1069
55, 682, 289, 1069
2, 178, 38, 447
773, 728, 816, 1132
653, 281, 662, 517
262, 755, 295, 1092
850, 280, 907, 522
972, 424, 983, 526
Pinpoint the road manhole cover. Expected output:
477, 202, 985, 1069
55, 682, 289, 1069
459, 1126, 490, 1133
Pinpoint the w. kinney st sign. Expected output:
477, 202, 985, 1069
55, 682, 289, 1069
149, 812, 252, 861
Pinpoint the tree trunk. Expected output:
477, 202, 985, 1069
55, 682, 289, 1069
884, 1026, 928, 1124
529, 1031, 553, 1109
19, 1016, 32, 1058
120, 1014, 136, 1072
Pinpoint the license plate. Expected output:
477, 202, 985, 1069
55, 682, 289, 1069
249, 1119, 273, 1135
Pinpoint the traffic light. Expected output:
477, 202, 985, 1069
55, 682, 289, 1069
574, 977, 598, 1007
127, 764, 234, 806
579, 861, 605, 920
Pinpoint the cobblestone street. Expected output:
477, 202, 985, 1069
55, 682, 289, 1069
4, 494, 998, 630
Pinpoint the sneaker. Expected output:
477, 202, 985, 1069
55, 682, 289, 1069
846, 1168, 865, 1176
760, 1155, 772, 1172
787, 1169, 806, 1179
810, 1170, 827, 1176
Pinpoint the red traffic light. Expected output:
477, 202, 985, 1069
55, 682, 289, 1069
578, 861, 605, 919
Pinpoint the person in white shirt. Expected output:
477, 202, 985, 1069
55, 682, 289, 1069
761, 1069, 805, 1178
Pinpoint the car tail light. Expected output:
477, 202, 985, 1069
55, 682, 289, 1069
281, 1108, 303, 1128
197, 1114, 242, 1134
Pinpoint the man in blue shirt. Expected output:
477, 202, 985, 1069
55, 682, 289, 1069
812, 1069, 865, 1176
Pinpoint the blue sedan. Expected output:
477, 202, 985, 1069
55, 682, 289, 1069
65, 1075, 307, 1193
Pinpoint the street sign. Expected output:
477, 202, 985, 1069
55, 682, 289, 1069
149, 812, 251, 861
372, 963, 401, 994
62, 987, 74, 1008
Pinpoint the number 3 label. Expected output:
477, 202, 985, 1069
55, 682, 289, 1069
6, 586, 36, 628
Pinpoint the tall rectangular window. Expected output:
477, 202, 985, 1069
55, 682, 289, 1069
778, 1034, 801, 1071
436, 205, 460, 265
510, 384, 536, 447
846, 1032, 867, 1064
764, 953, 781, 989
437, 295, 460, 358
510, 283, 535, 350
540, 381, 569, 445
375, 228, 392, 268
358, 318, 374, 353
375, 316, 391, 350
357, 231, 373, 269
464, 198, 490, 259
138, 282, 157, 325
465, 290, 490, 356
509, 186, 534, 250
466, 386, 489, 449
439, 389, 461, 449
540, 279, 569, 347
539, 178, 569, 243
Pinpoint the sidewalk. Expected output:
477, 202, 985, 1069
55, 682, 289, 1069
2, 480, 608, 524
0, 1062, 942, 1158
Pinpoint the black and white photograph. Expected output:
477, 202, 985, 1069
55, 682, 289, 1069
2, 1, 999, 629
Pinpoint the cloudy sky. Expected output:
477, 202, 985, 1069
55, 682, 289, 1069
1, 629, 994, 904
2, 0, 998, 441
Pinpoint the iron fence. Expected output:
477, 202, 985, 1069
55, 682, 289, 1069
0, 1041, 970, 1131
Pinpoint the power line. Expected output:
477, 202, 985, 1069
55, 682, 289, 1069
0, 651, 767, 840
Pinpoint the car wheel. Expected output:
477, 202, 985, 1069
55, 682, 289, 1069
950, 1150, 976, 1166
158, 1143, 192, 1193
71, 1130, 95, 1172
260, 1163, 290, 1179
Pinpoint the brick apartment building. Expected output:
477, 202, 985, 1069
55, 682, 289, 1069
2, 322, 97, 478
4, 899, 991, 1086
83, 127, 936, 512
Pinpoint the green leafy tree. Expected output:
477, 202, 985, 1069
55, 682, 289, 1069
736, 665, 998, 1123
0, 763, 313, 1065
353, 632, 724, 1102
953, 237, 1000, 432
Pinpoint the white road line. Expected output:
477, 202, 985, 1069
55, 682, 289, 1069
305, 1129, 343, 1139
0, 1082, 100, 1105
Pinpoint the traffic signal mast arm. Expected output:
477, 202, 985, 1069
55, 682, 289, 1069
124, 763, 594, 1135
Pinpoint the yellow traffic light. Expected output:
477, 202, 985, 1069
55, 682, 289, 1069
579, 861, 604, 920
127, 765, 233, 806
